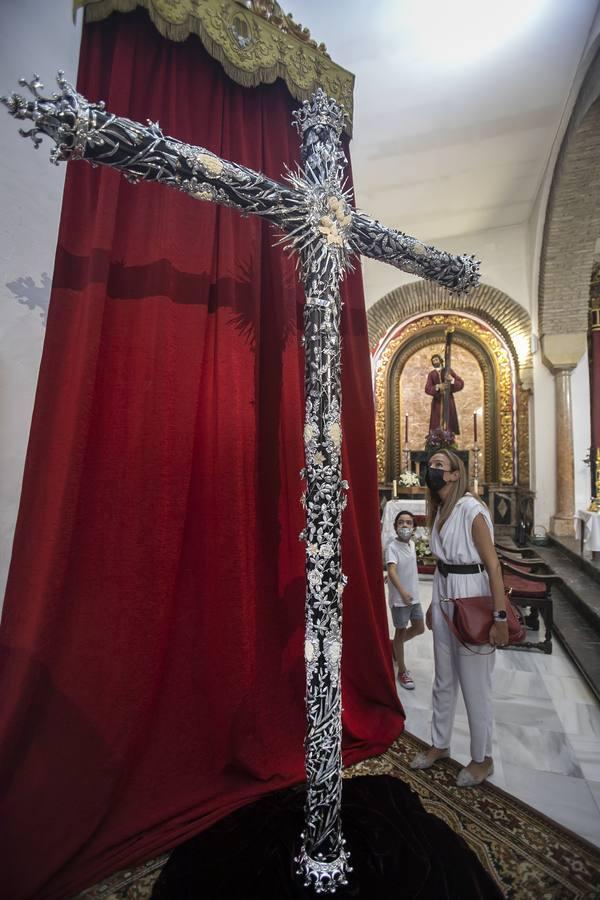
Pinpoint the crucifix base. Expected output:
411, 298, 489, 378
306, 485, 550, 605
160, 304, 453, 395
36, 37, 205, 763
148, 775, 502, 899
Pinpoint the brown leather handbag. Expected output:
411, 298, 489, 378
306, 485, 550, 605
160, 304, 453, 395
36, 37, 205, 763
440, 590, 526, 652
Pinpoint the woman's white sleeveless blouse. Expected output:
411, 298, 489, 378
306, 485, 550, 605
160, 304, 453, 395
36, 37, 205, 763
430, 494, 494, 601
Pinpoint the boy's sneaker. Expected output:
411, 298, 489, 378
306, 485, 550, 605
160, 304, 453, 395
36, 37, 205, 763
398, 670, 415, 690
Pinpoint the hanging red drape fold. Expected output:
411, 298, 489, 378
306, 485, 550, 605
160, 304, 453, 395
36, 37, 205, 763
0, 10, 403, 899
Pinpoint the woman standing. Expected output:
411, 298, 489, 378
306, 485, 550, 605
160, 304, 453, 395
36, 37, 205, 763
410, 449, 508, 786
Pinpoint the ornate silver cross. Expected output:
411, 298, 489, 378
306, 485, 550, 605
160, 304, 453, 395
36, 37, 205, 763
2, 73, 479, 894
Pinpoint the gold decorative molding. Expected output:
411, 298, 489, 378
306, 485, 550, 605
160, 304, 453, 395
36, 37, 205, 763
367, 281, 532, 375
516, 385, 530, 488
374, 314, 516, 485
73, 0, 354, 134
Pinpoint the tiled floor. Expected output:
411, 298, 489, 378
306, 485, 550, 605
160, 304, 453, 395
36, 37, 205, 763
389, 579, 600, 848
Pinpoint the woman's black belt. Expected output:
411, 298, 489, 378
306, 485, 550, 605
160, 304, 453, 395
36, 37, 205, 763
436, 561, 485, 576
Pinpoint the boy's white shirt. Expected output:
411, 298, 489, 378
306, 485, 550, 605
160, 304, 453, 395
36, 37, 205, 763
385, 537, 420, 608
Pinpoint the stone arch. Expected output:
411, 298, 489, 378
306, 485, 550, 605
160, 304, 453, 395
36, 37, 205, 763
367, 280, 533, 387
539, 45, 600, 338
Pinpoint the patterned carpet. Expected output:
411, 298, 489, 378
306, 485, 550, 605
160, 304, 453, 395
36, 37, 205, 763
80, 732, 600, 900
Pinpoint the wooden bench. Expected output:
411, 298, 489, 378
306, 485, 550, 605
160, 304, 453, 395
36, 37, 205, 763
499, 555, 561, 654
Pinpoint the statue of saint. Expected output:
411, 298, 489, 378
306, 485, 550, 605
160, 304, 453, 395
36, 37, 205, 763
424, 352, 464, 434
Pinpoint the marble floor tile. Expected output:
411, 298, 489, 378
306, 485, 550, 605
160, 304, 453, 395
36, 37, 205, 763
494, 722, 583, 777
553, 698, 600, 740
567, 735, 600, 782
495, 651, 540, 673
405, 638, 434, 660
491, 695, 564, 731
492, 668, 551, 700
395, 686, 432, 713
531, 650, 584, 678
588, 780, 600, 816
402, 707, 431, 745
502, 764, 600, 848
401, 656, 435, 682
542, 672, 597, 704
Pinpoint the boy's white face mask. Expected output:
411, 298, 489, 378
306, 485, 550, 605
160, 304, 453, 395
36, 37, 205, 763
397, 527, 413, 542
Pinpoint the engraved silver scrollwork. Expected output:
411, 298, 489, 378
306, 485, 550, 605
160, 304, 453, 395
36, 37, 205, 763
2, 73, 482, 894
283, 88, 352, 891
350, 211, 481, 295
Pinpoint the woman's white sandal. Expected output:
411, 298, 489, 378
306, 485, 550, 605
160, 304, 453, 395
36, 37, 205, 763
409, 749, 450, 770
456, 762, 494, 787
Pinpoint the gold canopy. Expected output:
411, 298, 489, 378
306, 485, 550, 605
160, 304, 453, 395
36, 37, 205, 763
73, 0, 355, 134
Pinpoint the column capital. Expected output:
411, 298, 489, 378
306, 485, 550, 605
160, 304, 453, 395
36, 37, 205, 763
541, 332, 586, 373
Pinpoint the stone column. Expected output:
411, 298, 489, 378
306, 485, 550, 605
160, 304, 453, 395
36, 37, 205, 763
550, 365, 576, 536
542, 333, 587, 537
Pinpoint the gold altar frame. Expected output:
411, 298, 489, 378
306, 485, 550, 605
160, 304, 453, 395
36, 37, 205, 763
374, 313, 518, 485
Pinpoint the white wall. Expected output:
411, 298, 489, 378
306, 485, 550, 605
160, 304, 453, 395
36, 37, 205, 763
0, 1, 81, 602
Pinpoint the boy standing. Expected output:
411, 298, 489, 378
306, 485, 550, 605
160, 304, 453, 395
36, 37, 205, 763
385, 510, 425, 689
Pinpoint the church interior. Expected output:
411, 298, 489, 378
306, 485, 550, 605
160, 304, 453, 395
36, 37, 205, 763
1, 0, 600, 897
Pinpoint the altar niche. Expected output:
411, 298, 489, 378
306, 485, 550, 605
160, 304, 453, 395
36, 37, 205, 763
373, 311, 533, 536
401, 342, 485, 469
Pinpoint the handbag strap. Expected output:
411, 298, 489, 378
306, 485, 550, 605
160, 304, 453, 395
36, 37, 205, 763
439, 599, 496, 655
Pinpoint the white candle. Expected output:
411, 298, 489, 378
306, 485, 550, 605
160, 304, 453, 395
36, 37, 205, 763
392, 479, 397, 498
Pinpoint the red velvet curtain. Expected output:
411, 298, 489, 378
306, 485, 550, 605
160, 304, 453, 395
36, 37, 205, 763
0, 11, 403, 899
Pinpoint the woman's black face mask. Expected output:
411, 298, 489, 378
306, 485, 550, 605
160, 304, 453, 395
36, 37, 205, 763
425, 466, 447, 493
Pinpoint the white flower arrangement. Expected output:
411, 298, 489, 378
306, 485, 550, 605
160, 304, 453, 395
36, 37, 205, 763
415, 531, 432, 561
398, 470, 420, 487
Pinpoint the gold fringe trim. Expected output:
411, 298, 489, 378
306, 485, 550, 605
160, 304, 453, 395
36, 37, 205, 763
73, 0, 354, 134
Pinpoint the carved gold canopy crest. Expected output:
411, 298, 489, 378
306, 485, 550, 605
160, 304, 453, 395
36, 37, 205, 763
73, 0, 355, 134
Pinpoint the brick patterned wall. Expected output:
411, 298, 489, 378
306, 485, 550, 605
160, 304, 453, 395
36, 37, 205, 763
540, 97, 600, 335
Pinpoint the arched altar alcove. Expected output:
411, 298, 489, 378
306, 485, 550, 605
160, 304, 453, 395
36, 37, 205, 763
386, 320, 499, 482
367, 283, 533, 532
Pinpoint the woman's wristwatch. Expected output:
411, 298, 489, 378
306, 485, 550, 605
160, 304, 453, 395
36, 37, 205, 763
492, 610, 507, 622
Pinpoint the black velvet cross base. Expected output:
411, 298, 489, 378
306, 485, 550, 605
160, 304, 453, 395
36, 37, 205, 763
151, 775, 504, 899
